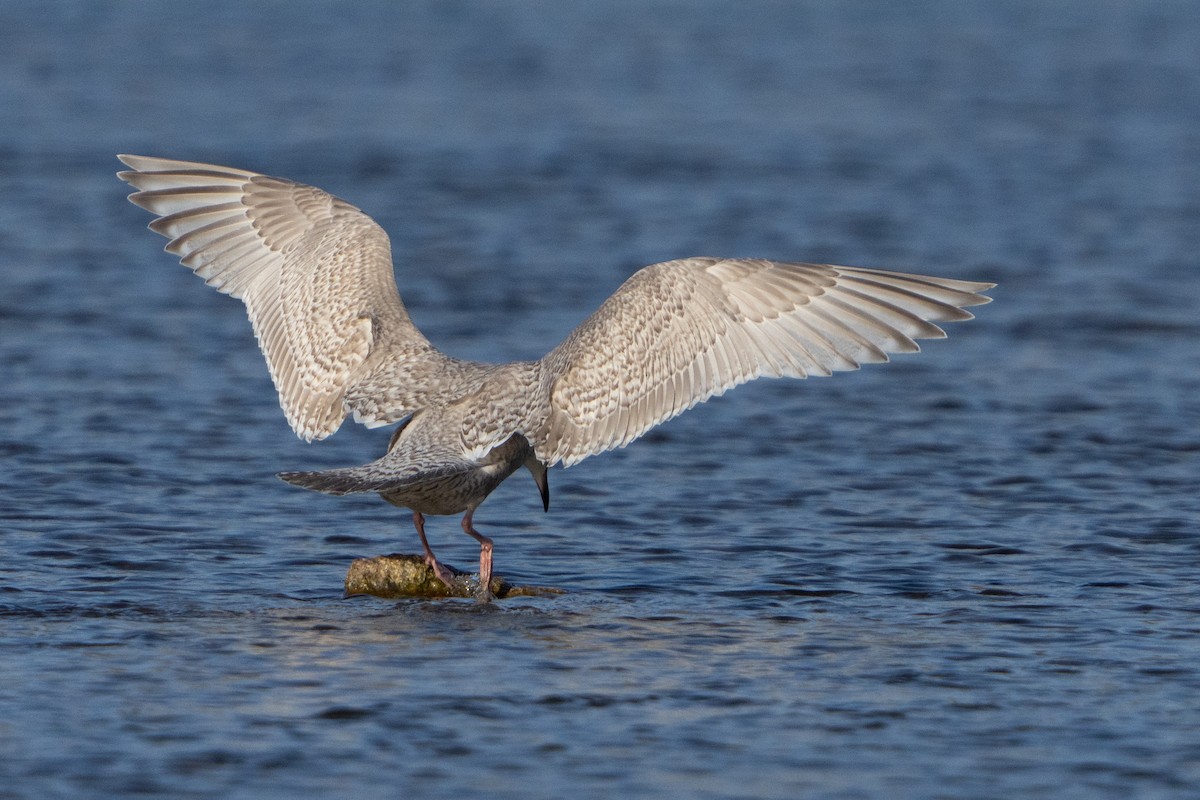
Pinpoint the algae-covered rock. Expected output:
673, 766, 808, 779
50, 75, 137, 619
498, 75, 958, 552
344, 553, 565, 600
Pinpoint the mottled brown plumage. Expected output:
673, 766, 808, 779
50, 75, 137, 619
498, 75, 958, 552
119, 155, 992, 599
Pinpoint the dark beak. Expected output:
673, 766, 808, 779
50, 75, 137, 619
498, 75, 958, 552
524, 457, 549, 512
536, 467, 550, 512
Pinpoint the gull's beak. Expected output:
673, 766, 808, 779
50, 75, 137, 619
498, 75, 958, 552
526, 457, 549, 512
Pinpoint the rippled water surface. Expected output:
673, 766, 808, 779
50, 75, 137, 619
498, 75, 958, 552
3, 2, 1200, 798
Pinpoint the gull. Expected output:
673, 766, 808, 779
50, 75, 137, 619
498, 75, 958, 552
118, 154, 993, 599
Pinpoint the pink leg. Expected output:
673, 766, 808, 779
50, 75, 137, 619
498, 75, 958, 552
412, 511, 456, 589
461, 509, 494, 597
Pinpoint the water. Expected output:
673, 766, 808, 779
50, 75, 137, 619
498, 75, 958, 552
3, 1, 1200, 797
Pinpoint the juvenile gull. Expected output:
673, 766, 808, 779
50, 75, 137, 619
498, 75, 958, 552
118, 155, 993, 598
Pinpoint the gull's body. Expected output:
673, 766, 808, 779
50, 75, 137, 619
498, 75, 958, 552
118, 155, 993, 598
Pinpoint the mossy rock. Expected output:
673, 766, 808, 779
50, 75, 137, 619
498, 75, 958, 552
345, 553, 565, 600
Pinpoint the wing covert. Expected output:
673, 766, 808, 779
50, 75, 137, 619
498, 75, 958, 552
118, 155, 436, 440
536, 258, 993, 467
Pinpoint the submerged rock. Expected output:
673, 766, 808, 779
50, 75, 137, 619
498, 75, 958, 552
344, 553, 565, 600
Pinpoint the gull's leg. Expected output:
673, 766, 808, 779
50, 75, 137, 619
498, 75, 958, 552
461, 509, 494, 598
412, 511, 456, 589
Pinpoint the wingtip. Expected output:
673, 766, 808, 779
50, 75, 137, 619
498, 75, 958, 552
116, 154, 149, 171
116, 155, 140, 183
968, 280, 997, 303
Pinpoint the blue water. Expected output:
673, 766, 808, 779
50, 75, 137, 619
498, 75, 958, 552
3, 1, 1200, 798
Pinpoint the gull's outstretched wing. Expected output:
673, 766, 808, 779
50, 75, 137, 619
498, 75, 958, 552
537, 257, 993, 467
118, 155, 452, 440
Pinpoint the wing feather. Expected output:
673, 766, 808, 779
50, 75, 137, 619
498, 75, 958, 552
536, 257, 992, 467
118, 154, 450, 440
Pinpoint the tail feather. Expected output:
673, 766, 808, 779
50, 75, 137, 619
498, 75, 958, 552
278, 458, 470, 496
278, 467, 386, 495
